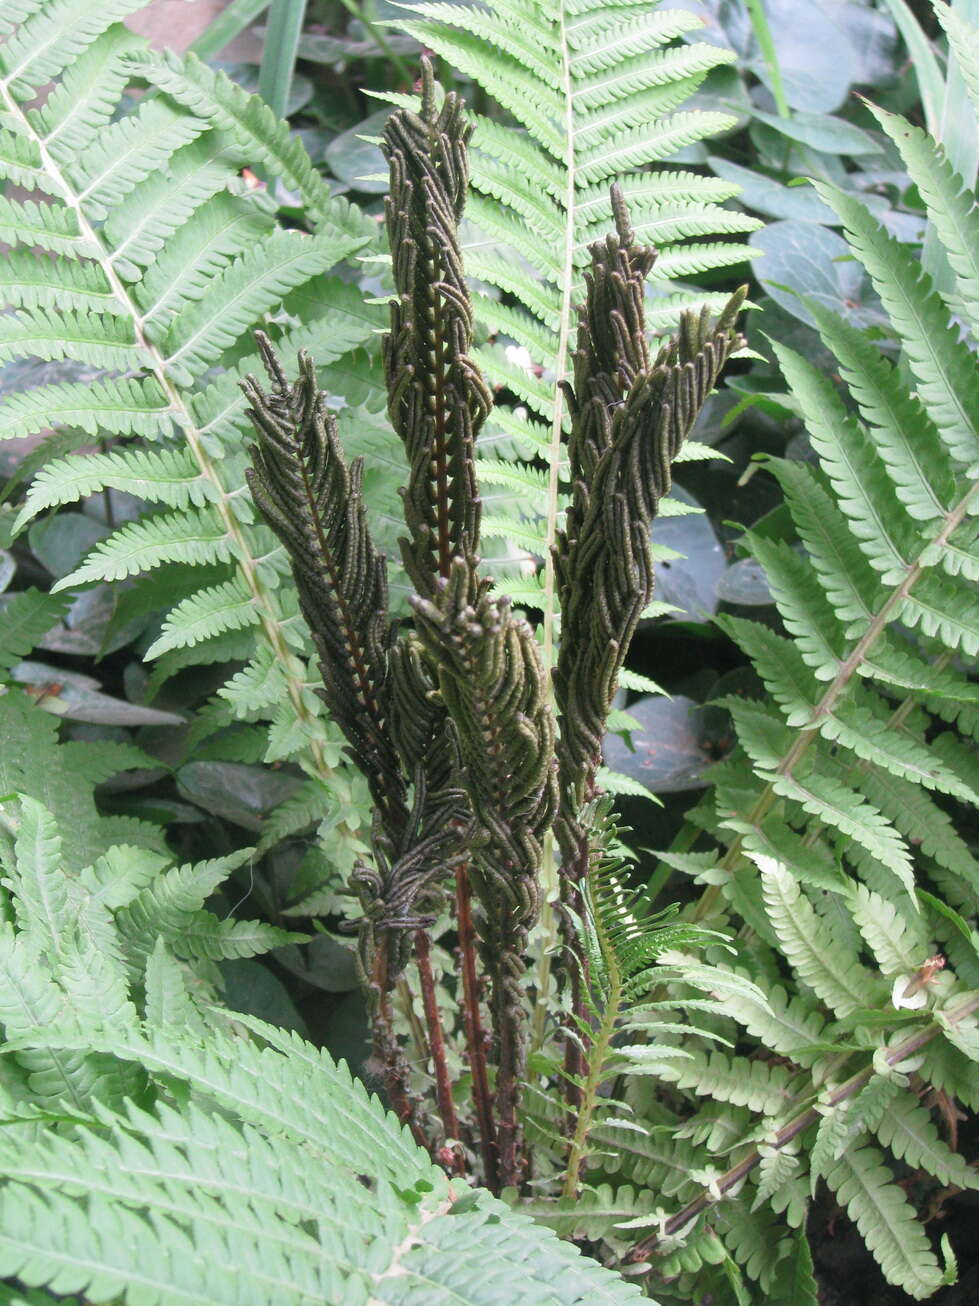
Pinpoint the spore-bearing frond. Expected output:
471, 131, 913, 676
242, 335, 406, 831
382, 58, 491, 597
554, 190, 746, 854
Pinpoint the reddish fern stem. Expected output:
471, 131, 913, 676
456, 867, 499, 1189
414, 929, 465, 1175
372, 946, 428, 1150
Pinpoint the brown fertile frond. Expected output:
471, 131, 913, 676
410, 557, 558, 1184
410, 560, 558, 909
382, 57, 491, 598
554, 188, 746, 857
242, 335, 407, 832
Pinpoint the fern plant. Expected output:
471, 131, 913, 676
375, 2, 764, 1072
539, 8, 979, 1299
0, 792, 647, 1306
241, 58, 744, 1203
0, 2, 383, 893
557, 806, 753, 1199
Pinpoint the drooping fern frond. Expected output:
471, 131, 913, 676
0, 5, 381, 878
0, 805, 645, 1306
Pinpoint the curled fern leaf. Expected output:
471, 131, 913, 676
243, 337, 405, 832
554, 189, 745, 874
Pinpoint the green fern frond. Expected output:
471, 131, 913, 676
53, 509, 233, 589
848, 883, 929, 977
0, 306, 151, 370
812, 182, 979, 475
654, 1048, 797, 1117
872, 1089, 979, 1192
16, 447, 211, 522
143, 576, 259, 658
128, 49, 377, 241
825, 1147, 943, 1298
0, 376, 171, 441
648, 63, 979, 1291
936, 2, 979, 119
755, 855, 885, 1022
2, 796, 71, 960
865, 102, 979, 337
161, 229, 362, 383
0, 9, 380, 873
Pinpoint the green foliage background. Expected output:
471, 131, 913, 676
0, 1, 977, 1304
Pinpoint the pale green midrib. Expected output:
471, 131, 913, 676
531, 0, 577, 1055
562, 896, 622, 1197
0, 71, 340, 792
701, 475, 979, 911
368, 1192, 455, 1303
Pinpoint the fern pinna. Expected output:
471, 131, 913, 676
0, 2, 381, 896
549, 24, 979, 1302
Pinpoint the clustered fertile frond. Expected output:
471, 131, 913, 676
411, 561, 558, 923
412, 560, 558, 1182
391, 0, 760, 611
382, 60, 490, 595
554, 190, 746, 868
240, 51, 743, 1190
241, 339, 471, 1027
